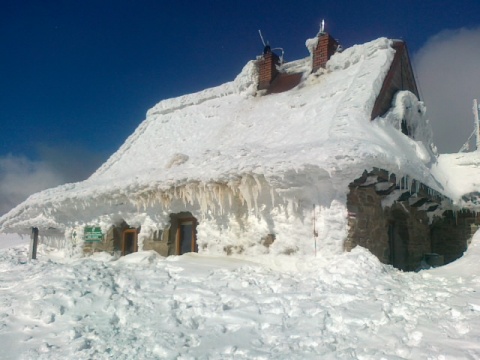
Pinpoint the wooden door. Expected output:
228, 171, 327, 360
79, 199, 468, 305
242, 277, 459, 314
176, 218, 197, 255
122, 229, 138, 256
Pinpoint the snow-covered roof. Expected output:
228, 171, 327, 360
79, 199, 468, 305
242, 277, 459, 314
0, 37, 442, 233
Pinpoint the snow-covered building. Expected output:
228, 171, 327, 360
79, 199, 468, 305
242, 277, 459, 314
1, 27, 479, 270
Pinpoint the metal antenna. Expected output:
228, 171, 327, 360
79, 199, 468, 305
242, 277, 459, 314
474, 99, 480, 151
458, 99, 480, 152
271, 47, 285, 63
258, 30, 266, 47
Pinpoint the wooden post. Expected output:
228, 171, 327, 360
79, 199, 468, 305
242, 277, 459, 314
30, 227, 39, 260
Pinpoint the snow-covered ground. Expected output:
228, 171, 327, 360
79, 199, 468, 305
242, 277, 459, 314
1, 233, 480, 359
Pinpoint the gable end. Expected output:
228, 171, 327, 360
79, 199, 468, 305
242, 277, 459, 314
371, 41, 420, 120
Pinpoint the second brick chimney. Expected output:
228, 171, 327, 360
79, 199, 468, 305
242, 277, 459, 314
257, 45, 280, 90
312, 32, 339, 72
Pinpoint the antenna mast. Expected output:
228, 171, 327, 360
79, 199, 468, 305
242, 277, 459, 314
458, 99, 480, 153
258, 30, 266, 47
474, 99, 480, 151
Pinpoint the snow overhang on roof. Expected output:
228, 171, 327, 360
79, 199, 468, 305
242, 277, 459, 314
434, 152, 480, 209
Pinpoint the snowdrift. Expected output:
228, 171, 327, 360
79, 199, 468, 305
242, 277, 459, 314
1, 232, 480, 358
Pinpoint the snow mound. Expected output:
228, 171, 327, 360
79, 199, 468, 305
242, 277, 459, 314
1, 239, 480, 358
115, 250, 164, 264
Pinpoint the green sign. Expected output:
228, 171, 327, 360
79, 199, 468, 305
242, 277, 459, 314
84, 226, 103, 242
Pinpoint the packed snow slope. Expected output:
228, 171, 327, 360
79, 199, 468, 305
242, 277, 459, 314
1, 232, 480, 359
0, 38, 439, 233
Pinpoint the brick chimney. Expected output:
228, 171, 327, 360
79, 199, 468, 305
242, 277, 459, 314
312, 32, 339, 72
257, 45, 280, 90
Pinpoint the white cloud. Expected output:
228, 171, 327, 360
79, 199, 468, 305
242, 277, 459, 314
0, 145, 105, 216
0, 155, 64, 215
414, 27, 480, 153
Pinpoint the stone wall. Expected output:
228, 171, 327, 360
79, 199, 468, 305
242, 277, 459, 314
143, 228, 169, 257
346, 171, 478, 271
82, 223, 143, 257
387, 205, 431, 270
83, 227, 116, 255
431, 210, 476, 264
345, 185, 390, 263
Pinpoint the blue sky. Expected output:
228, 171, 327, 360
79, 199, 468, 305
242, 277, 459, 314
1, 0, 480, 214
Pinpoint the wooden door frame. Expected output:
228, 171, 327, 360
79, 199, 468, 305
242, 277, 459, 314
122, 228, 138, 256
175, 217, 197, 255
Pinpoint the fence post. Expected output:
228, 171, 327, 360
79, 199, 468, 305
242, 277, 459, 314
30, 227, 39, 260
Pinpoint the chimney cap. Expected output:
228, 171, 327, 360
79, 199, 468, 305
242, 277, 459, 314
319, 19, 326, 34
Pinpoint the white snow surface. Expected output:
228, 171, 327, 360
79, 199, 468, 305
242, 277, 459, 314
1, 232, 480, 359
433, 151, 480, 207
0, 38, 441, 239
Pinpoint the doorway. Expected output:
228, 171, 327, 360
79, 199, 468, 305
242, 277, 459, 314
388, 216, 409, 270
176, 217, 198, 255
122, 228, 138, 256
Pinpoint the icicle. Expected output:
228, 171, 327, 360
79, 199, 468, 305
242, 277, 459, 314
228, 188, 233, 208
251, 177, 260, 214
253, 174, 263, 193
243, 176, 253, 212
217, 185, 223, 215
218, 184, 227, 216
